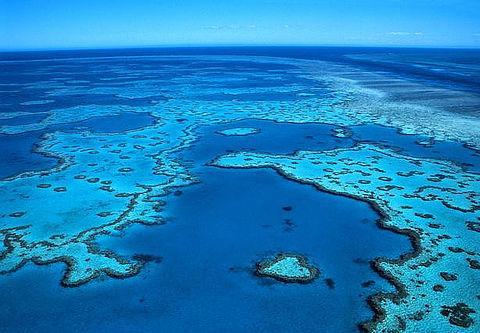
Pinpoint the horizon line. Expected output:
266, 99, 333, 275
2, 43, 480, 53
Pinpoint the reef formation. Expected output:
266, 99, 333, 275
256, 253, 319, 283
212, 144, 480, 331
217, 127, 260, 136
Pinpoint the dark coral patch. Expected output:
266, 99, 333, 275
441, 303, 476, 328
440, 272, 458, 281
133, 254, 163, 264
97, 212, 113, 218
173, 190, 183, 196
115, 193, 131, 198
9, 211, 26, 218
414, 213, 434, 219
325, 278, 335, 289
433, 284, 445, 292
467, 258, 480, 270
378, 176, 392, 182
362, 280, 375, 288
466, 221, 480, 233
99, 186, 114, 192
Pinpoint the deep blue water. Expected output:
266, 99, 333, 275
0, 113, 47, 126
3, 46, 479, 94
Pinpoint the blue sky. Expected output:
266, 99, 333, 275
1, 0, 480, 50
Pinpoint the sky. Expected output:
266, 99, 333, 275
1, 0, 480, 50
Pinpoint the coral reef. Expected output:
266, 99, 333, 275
2, 55, 480, 331
256, 253, 319, 283
217, 127, 260, 136
212, 144, 480, 331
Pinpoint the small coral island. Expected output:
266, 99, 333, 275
256, 253, 319, 283
331, 127, 352, 138
217, 127, 260, 136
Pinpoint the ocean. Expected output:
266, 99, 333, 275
1, 47, 479, 332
